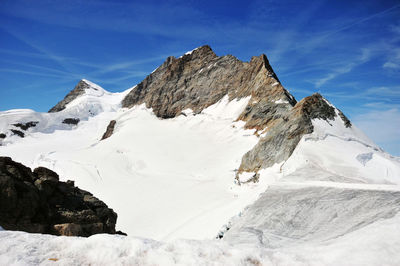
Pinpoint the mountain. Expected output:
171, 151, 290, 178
1, 45, 400, 265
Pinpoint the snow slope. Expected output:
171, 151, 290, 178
0, 85, 274, 240
221, 106, 400, 264
1, 79, 400, 265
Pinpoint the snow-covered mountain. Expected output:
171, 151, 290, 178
1, 45, 400, 265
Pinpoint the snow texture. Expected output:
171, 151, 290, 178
1, 80, 400, 265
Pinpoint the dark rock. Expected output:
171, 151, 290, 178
101, 120, 116, 140
0, 133, 6, 139
49, 80, 90, 113
62, 118, 80, 125
0, 156, 118, 237
338, 110, 352, 128
10, 129, 24, 138
12, 121, 39, 131
116, 230, 128, 236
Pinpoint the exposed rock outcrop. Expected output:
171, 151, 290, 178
122, 45, 295, 121
13, 121, 39, 131
48, 80, 90, 113
10, 129, 24, 138
121, 45, 351, 175
101, 120, 116, 140
0, 133, 5, 139
62, 118, 80, 125
238, 93, 340, 173
0, 157, 118, 237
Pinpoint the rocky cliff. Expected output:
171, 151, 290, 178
0, 157, 118, 236
121, 45, 351, 176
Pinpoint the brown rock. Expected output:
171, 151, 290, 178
101, 120, 116, 140
121, 45, 295, 121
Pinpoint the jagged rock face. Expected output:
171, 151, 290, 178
122, 45, 295, 121
120, 45, 351, 175
0, 157, 117, 237
238, 93, 347, 173
48, 80, 90, 113
101, 120, 116, 140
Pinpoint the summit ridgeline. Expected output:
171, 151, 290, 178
120, 45, 351, 175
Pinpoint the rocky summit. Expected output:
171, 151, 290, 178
121, 45, 351, 175
48, 79, 93, 113
0, 157, 118, 237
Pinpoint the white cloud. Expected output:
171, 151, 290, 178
383, 62, 400, 69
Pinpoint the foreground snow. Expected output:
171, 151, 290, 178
1, 212, 399, 266
1, 80, 400, 265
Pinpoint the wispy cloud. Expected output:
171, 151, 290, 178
313, 48, 372, 88
353, 108, 400, 154
318, 4, 400, 40
0, 68, 69, 78
365, 86, 400, 97
382, 47, 400, 71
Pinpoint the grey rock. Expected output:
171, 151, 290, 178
0, 133, 6, 139
121, 45, 294, 120
238, 93, 340, 174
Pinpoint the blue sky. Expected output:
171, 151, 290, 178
0, 0, 399, 155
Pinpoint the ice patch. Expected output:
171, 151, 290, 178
356, 152, 373, 166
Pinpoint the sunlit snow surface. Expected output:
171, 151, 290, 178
0, 88, 270, 240
1, 82, 400, 265
1, 213, 400, 265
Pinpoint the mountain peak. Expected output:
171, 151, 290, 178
188, 45, 216, 58
121, 45, 292, 118
48, 79, 104, 113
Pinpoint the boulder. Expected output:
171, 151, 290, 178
0, 157, 118, 237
